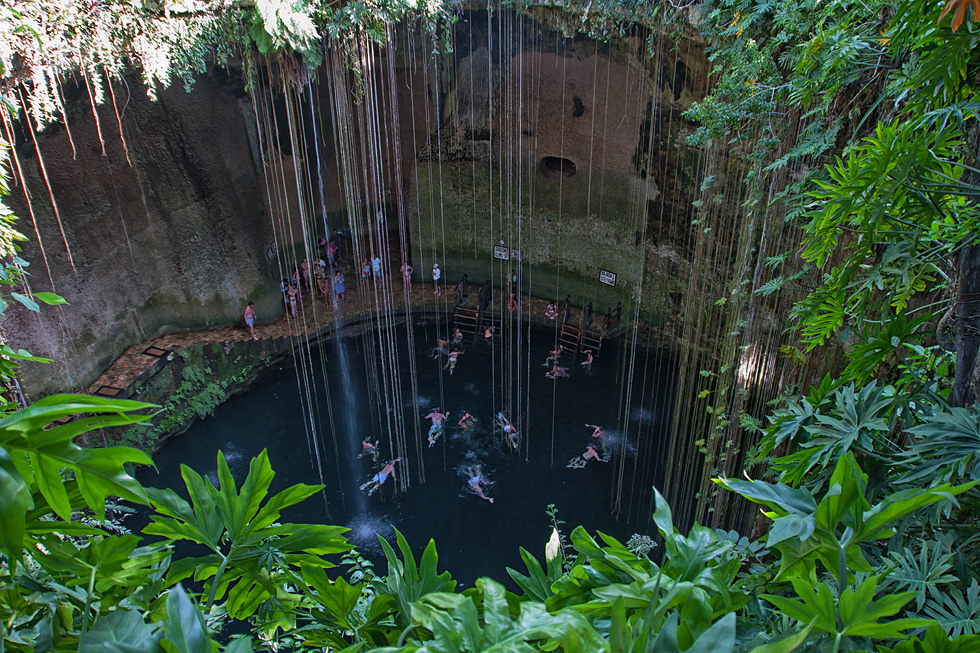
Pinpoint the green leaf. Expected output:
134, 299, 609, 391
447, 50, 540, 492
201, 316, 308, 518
81, 609, 163, 653
164, 584, 211, 653
32, 291, 67, 306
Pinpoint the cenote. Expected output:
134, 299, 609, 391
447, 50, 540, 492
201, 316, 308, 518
139, 320, 675, 587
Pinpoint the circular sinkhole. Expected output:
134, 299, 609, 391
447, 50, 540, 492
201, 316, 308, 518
540, 156, 577, 180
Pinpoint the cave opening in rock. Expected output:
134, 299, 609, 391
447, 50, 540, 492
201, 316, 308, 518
540, 156, 577, 180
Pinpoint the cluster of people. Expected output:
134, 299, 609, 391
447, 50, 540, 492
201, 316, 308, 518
567, 424, 610, 469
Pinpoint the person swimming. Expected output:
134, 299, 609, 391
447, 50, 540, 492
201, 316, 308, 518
426, 409, 450, 446
465, 465, 494, 503
360, 437, 380, 461
545, 365, 569, 379
359, 458, 400, 495
458, 412, 476, 431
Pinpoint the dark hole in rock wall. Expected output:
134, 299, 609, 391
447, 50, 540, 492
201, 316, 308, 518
540, 156, 576, 180
672, 60, 687, 101
572, 96, 585, 118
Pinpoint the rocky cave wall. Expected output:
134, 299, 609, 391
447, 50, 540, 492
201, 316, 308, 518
4, 11, 711, 399
406, 12, 708, 317
4, 64, 306, 398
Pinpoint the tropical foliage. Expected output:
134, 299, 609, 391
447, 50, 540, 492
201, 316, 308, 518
5, 0, 980, 650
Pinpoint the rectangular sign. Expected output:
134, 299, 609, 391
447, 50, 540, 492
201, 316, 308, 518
510, 249, 522, 261
599, 269, 617, 287
493, 245, 510, 260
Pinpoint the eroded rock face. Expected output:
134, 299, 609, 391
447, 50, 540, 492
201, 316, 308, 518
4, 10, 709, 398
5, 65, 286, 397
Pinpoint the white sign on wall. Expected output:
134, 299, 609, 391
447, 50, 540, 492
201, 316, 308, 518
494, 245, 510, 260
599, 269, 617, 287
510, 249, 522, 261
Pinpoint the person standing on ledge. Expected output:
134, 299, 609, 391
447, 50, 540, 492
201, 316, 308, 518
244, 301, 258, 341
401, 262, 414, 293
432, 263, 442, 296
372, 253, 383, 278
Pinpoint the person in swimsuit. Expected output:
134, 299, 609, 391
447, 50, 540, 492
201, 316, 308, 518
581, 350, 594, 368
425, 409, 449, 446
401, 263, 413, 292
545, 302, 557, 320
545, 345, 563, 367
301, 258, 311, 291
495, 413, 519, 451
546, 365, 568, 379
360, 458, 400, 495
457, 412, 476, 431
452, 328, 463, 345
244, 301, 258, 340
360, 437, 379, 461
583, 444, 607, 463
483, 324, 495, 343
466, 466, 494, 503
586, 424, 605, 439
287, 284, 298, 317
292, 268, 303, 300
445, 350, 462, 374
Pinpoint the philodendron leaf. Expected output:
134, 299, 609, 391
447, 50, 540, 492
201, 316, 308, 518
164, 584, 211, 653
80, 609, 164, 653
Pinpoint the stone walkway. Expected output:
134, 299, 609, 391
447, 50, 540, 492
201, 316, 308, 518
83, 277, 576, 397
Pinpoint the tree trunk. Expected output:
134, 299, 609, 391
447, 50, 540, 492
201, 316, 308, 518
952, 243, 980, 407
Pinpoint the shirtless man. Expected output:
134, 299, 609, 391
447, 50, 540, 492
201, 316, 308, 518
586, 424, 605, 439
483, 324, 495, 343
545, 345, 563, 367
360, 437, 379, 461
583, 444, 607, 463
425, 408, 450, 446
359, 458, 400, 495
466, 466, 494, 503
243, 301, 258, 340
581, 350, 594, 368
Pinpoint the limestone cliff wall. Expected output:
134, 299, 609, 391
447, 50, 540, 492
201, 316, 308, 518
5, 66, 297, 397
3, 11, 711, 399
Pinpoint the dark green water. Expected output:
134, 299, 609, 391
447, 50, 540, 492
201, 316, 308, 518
138, 320, 675, 588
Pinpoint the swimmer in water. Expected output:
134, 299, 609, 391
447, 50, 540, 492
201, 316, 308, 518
483, 324, 495, 343
581, 350, 594, 368
445, 349, 462, 374
360, 437, 380, 461
586, 423, 605, 439
426, 409, 450, 446
545, 365, 569, 379
457, 412, 477, 431
452, 327, 463, 345
495, 412, 519, 451
465, 465, 494, 503
545, 345, 563, 367
583, 444, 607, 463
359, 458, 400, 495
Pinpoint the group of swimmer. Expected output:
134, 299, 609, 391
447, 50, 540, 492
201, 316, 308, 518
567, 423, 611, 469
542, 345, 595, 379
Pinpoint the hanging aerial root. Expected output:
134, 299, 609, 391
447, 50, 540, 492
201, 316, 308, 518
18, 87, 75, 274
